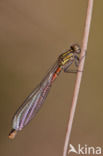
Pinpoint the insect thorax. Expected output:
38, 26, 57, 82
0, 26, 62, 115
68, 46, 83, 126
58, 52, 74, 66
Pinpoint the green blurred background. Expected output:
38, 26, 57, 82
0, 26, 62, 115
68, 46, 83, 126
0, 0, 103, 156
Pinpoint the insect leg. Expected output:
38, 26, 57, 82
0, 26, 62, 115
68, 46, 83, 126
64, 57, 83, 73
63, 60, 73, 73
74, 55, 80, 67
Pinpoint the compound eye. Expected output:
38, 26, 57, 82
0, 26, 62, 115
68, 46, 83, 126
71, 44, 81, 54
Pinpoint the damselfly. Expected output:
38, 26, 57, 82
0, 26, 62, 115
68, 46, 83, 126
9, 44, 81, 139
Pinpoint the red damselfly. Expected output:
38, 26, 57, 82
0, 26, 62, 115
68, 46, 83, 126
9, 44, 81, 139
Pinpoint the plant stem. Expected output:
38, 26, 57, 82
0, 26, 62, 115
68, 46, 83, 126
63, 0, 94, 156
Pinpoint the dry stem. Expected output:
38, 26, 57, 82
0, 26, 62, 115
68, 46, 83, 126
63, 0, 94, 156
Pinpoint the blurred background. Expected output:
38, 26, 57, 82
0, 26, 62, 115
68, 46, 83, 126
0, 0, 103, 156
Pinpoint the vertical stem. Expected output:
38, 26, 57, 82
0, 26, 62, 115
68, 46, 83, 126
63, 0, 94, 156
